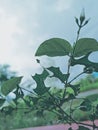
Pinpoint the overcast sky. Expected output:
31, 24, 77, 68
0, 0, 98, 82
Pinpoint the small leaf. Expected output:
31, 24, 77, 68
1, 77, 23, 96
35, 38, 72, 57
73, 38, 98, 57
70, 84, 80, 96
66, 87, 75, 95
33, 70, 50, 95
47, 67, 69, 82
75, 17, 79, 26
78, 125, 90, 130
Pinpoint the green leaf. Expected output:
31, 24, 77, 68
73, 38, 98, 57
79, 99, 92, 111
2, 106, 14, 115
33, 70, 50, 95
1, 77, 23, 96
35, 38, 72, 57
70, 84, 80, 96
66, 87, 75, 95
0, 99, 5, 107
78, 126, 90, 130
71, 53, 98, 72
47, 67, 69, 82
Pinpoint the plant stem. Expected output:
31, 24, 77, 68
58, 105, 98, 129
63, 57, 71, 98
72, 26, 82, 56
68, 72, 84, 84
78, 122, 98, 129
92, 106, 96, 130
20, 86, 36, 95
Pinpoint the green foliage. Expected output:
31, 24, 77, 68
66, 87, 75, 95
73, 38, 98, 57
47, 66, 69, 82
70, 53, 98, 72
0, 99, 5, 107
1, 77, 22, 96
79, 99, 92, 111
33, 70, 50, 95
35, 38, 72, 57
0, 64, 16, 83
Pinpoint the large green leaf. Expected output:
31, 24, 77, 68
35, 38, 72, 57
73, 38, 98, 57
47, 67, 69, 82
33, 70, 50, 95
1, 77, 23, 96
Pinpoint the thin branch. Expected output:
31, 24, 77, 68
78, 122, 98, 128
20, 86, 36, 95
68, 72, 84, 84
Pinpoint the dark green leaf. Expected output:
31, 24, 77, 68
70, 84, 80, 96
73, 38, 98, 57
71, 53, 98, 72
79, 126, 90, 130
75, 17, 79, 26
35, 38, 72, 57
0, 99, 5, 107
33, 70, 50, 95
47, 67, 69, 82
14, 86, 24, 99
36, 110, 44, 117
79, 99, 92, 111
23, 98, 32, 107
89, 113, 95, 121
1, 77, 23, 96
2, 106, 14, 115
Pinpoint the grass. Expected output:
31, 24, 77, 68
80, 82, 98, 92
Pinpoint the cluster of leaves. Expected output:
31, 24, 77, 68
0, 10, 98, 130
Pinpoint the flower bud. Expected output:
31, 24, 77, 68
80, 9, 85, 24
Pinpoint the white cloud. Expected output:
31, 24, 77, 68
0, 7, 41, 78
0, 8, 23, 64
55, 0, 73, 12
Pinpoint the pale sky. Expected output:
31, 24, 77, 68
0, 0, 98, 82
